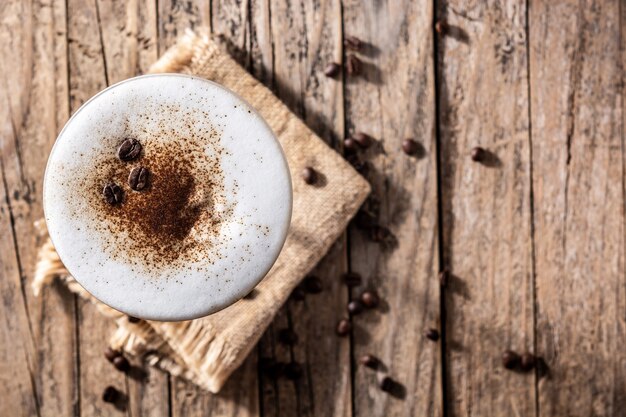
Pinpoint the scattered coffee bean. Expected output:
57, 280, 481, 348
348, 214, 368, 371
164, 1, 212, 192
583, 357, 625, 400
324, 62, 341, 78
117, 138, 142, 161
112, 355, 130, 373
471, 146, 486, 162
348, 300, 364, 315
127, 316, 140, 323
378, 376, 394, 392
336, 319, 352, 336
103, 183, 123, 205
302, 167, 317, 185
502, 350, 520, 370
104, 347, 121, 363
344, 137, 359, 151
284, 362, 303, 380
520, 352, 535, 372
435, 20, 448, 34
346, 54, 361, 76
343, 272, 362, 287
439, 269, 450, 287
102, 386, 119, 403
278, 328, 298, 346
377, 375, 405, 398
425, 328, 440, 342
360, 290, 380, 308
344, 35, 363, 51
290, 285, 306, 301
402, 138, 420, 155
128, 166, 150, 191
352, 132, 372, 148
303, 276, 323, 293
369, 225, 390, 242
358, 354, 379, 369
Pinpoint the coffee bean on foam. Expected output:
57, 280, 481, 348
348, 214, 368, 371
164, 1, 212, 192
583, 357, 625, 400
44, 74, 292, 321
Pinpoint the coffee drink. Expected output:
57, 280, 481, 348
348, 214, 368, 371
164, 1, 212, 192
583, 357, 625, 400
44, 74, 292, 321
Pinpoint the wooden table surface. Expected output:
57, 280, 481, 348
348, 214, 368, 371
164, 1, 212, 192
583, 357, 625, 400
2, 0, 625, 416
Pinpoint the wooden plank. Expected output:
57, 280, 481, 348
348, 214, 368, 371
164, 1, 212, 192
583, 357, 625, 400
76, 301, 128, 417
257, 311, 287, 417
97, 0, 158, 84
257, 1, 352, 416
211, 0, 249, 65
342, 0, 442, 415
157, 0, 210, 54
530, 1, 626, 415
285, 242, 352, 417
127, 366, 170, 417
249, 0, 272, 85
0, 95, 40, 417
436, 1, 535, 415
67, 1, 129, 415
0, 0, 75, 416
170, 354, 258, 416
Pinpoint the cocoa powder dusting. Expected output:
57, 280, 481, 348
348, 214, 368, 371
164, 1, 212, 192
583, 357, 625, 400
85, 119, 232, 270
116, 148, 203, 248
143, 165, 198, 242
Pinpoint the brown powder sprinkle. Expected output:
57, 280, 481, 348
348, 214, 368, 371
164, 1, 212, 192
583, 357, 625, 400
112, 145, 204, 247
78, 104, 235, 272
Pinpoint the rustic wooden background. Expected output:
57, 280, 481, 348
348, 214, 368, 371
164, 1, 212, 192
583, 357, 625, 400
1, 0, 625, 416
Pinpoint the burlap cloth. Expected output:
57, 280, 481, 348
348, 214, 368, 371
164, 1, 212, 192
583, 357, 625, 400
32, 29, 369, 393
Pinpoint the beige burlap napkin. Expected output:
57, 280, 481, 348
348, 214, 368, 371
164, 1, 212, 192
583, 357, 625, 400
33, 29, 370, 393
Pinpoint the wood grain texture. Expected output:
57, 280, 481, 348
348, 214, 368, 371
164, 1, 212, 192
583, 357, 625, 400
259, 1, 351, 416
97, 0, 158, 84
258, 308, 294, 416
77, 301, 128, 417
437, 1, 536, 416
0, 154, 38, 417
0, 104, 39, 417
343, 1, 441, 416
158, 0, 211, 53
171, 355, 259, 417
249, 0, 272, 86
530, 1, 626, 416
211, 0, 249, 65
127, 366, 170, 417
0, 0, 74, 416
284, 242, 352, 417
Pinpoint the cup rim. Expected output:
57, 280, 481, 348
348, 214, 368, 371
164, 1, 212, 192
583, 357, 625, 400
43, 74, 293, 321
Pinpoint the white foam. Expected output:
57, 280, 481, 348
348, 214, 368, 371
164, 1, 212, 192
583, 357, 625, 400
44, 74, 292, 321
